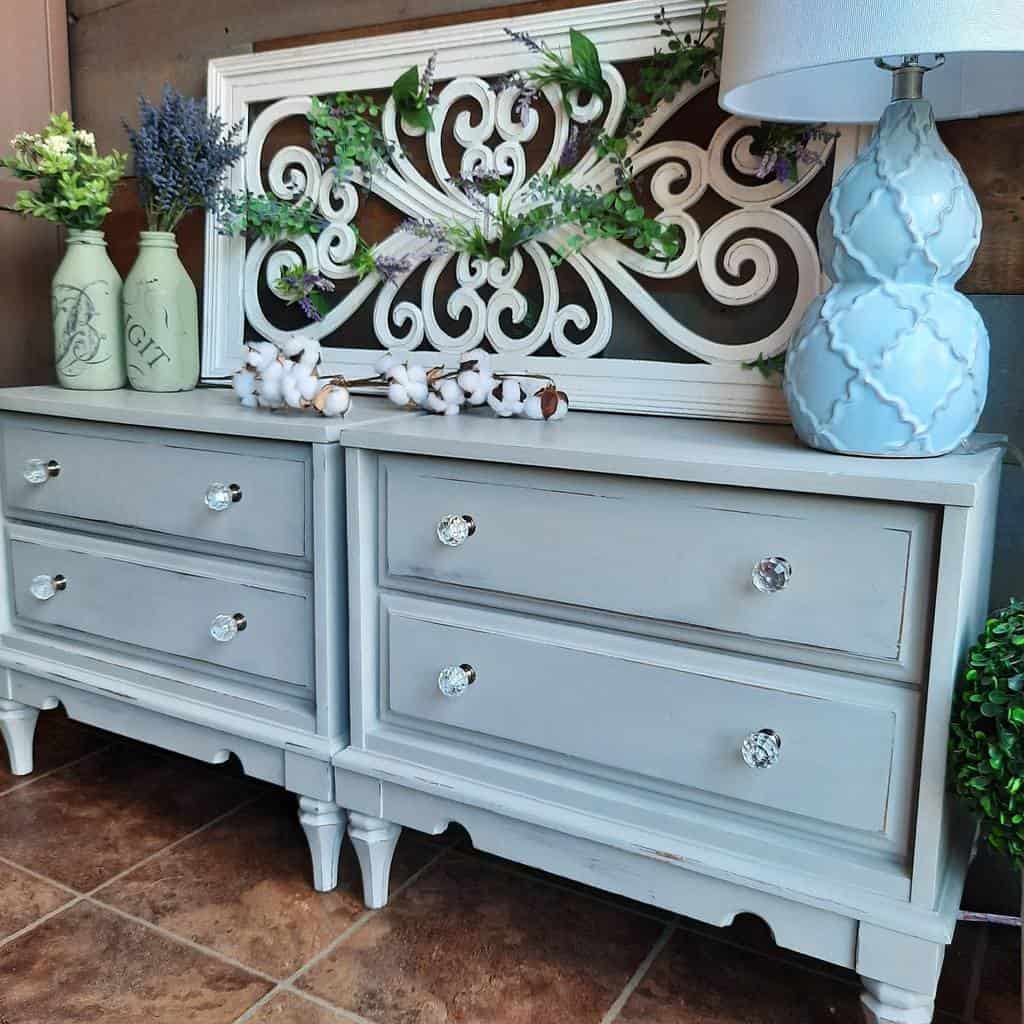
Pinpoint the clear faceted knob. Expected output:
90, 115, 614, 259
23, 458, 60, 485
752, 556, 792, 594
30, 573, 67, 601
210, 612, 247, 643
437, 663, 476, 697
205, 483, 242, 512
436, 514, 476, 547
742, 729, 782, 769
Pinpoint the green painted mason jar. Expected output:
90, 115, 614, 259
122, 231, 200, 392
52, 229, 127, 390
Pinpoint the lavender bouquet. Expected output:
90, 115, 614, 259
125, 86, 245, 233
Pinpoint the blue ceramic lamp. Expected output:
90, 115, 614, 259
719, 0, 1024, 457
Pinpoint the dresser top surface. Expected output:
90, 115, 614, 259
0, 387, 1002, 504
0, 385, 408, 443
342, 410, 1004, 507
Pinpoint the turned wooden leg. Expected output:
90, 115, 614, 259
297, 797, 346, 892
348, 812, 402, 909
861, 979, 934, 1024
0, 700, 40, 776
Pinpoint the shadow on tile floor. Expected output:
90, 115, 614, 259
0, 708, 1019, 1023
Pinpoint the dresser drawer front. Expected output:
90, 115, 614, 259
383, 599, 902, 835
383, 457, 932, 663
2, 423, 308, 558
9, 532, 313, 690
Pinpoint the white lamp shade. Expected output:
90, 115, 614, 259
719, 0, 1024, 123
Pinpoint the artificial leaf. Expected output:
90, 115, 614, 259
392, 66, 420, 102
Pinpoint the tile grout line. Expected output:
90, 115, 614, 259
0, 792, 261, 950
84, 792, 264, 897
0, 741, 117, 799
86, 895, 281, 985
231, 841, 456, 1024
600, 921, 677, 1024
0, 854, 81, 897
0, 896, 83, 950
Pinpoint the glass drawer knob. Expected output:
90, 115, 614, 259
438, 663, 476, 697
752, 556, 792, 593
436, 514, 476, 547
210, 612, 247, 643
23, 459, 60, 484
205, 483, 242, 511
742, 729, 782, 769
30, 574, 67, 601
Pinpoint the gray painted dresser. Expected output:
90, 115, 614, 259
0, 386, 404, 891
332, 412, 1003, 1024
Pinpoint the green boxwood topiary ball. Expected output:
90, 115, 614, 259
950, 598, 1024, 869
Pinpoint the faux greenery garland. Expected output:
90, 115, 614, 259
2, 113, 125, 230
950, 600, 1024, 868
219, 193, 327, 241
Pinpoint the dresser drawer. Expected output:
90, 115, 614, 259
1, 421, 308, 558
382, 456, 934, 665
8, 527, 313, 691
381, 597, 911, 836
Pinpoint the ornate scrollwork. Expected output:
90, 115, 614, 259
242, 69, 833, 365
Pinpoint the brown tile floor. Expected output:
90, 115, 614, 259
0, 708, 1019, 1024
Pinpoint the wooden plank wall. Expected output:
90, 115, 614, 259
0, 0, 72, 386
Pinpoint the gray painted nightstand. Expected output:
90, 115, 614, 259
334, 412, 1003, 1024
0, 386, 404, 891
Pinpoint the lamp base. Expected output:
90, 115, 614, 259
784, 98, 989, 458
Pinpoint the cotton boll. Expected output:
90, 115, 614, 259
258, 369, 284, 405
375, 352, 402, 376
457, 367, 495, 405
238, 394, 258, 408
425, 378, 465, 415
279, 335, 305, 358
487, 379, 525, 417
522, 394, 545, 420
460, 347, 492, 375
232, 369, 257, 400
405, 364, 429, 405
261, 359, 284, 384
321, 387, 351, 417
296, 337, 322, 367
549, 394, 569, 420
388, 380, 414, 407
312, 384, 351, 417
297, 370, 320, 401
245, 341, 279, 371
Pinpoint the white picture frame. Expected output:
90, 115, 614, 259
202, 0, 858, 421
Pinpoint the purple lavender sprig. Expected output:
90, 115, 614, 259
373, 253, 415, 284
503, 27, 546, 54
125, 85, 245, 233
400, 217, 450, 244
420, 53, 438, 107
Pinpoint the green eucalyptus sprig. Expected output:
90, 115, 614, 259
218, 193, 327, 241
744, 353, 787, 379
307, 94, 393, 184
2, 113, 125, 230
391, 54, 438, 133
530, 175, 681, 265
950, 599, 1024, 869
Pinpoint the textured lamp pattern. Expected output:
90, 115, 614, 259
784, 99, 988, 456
